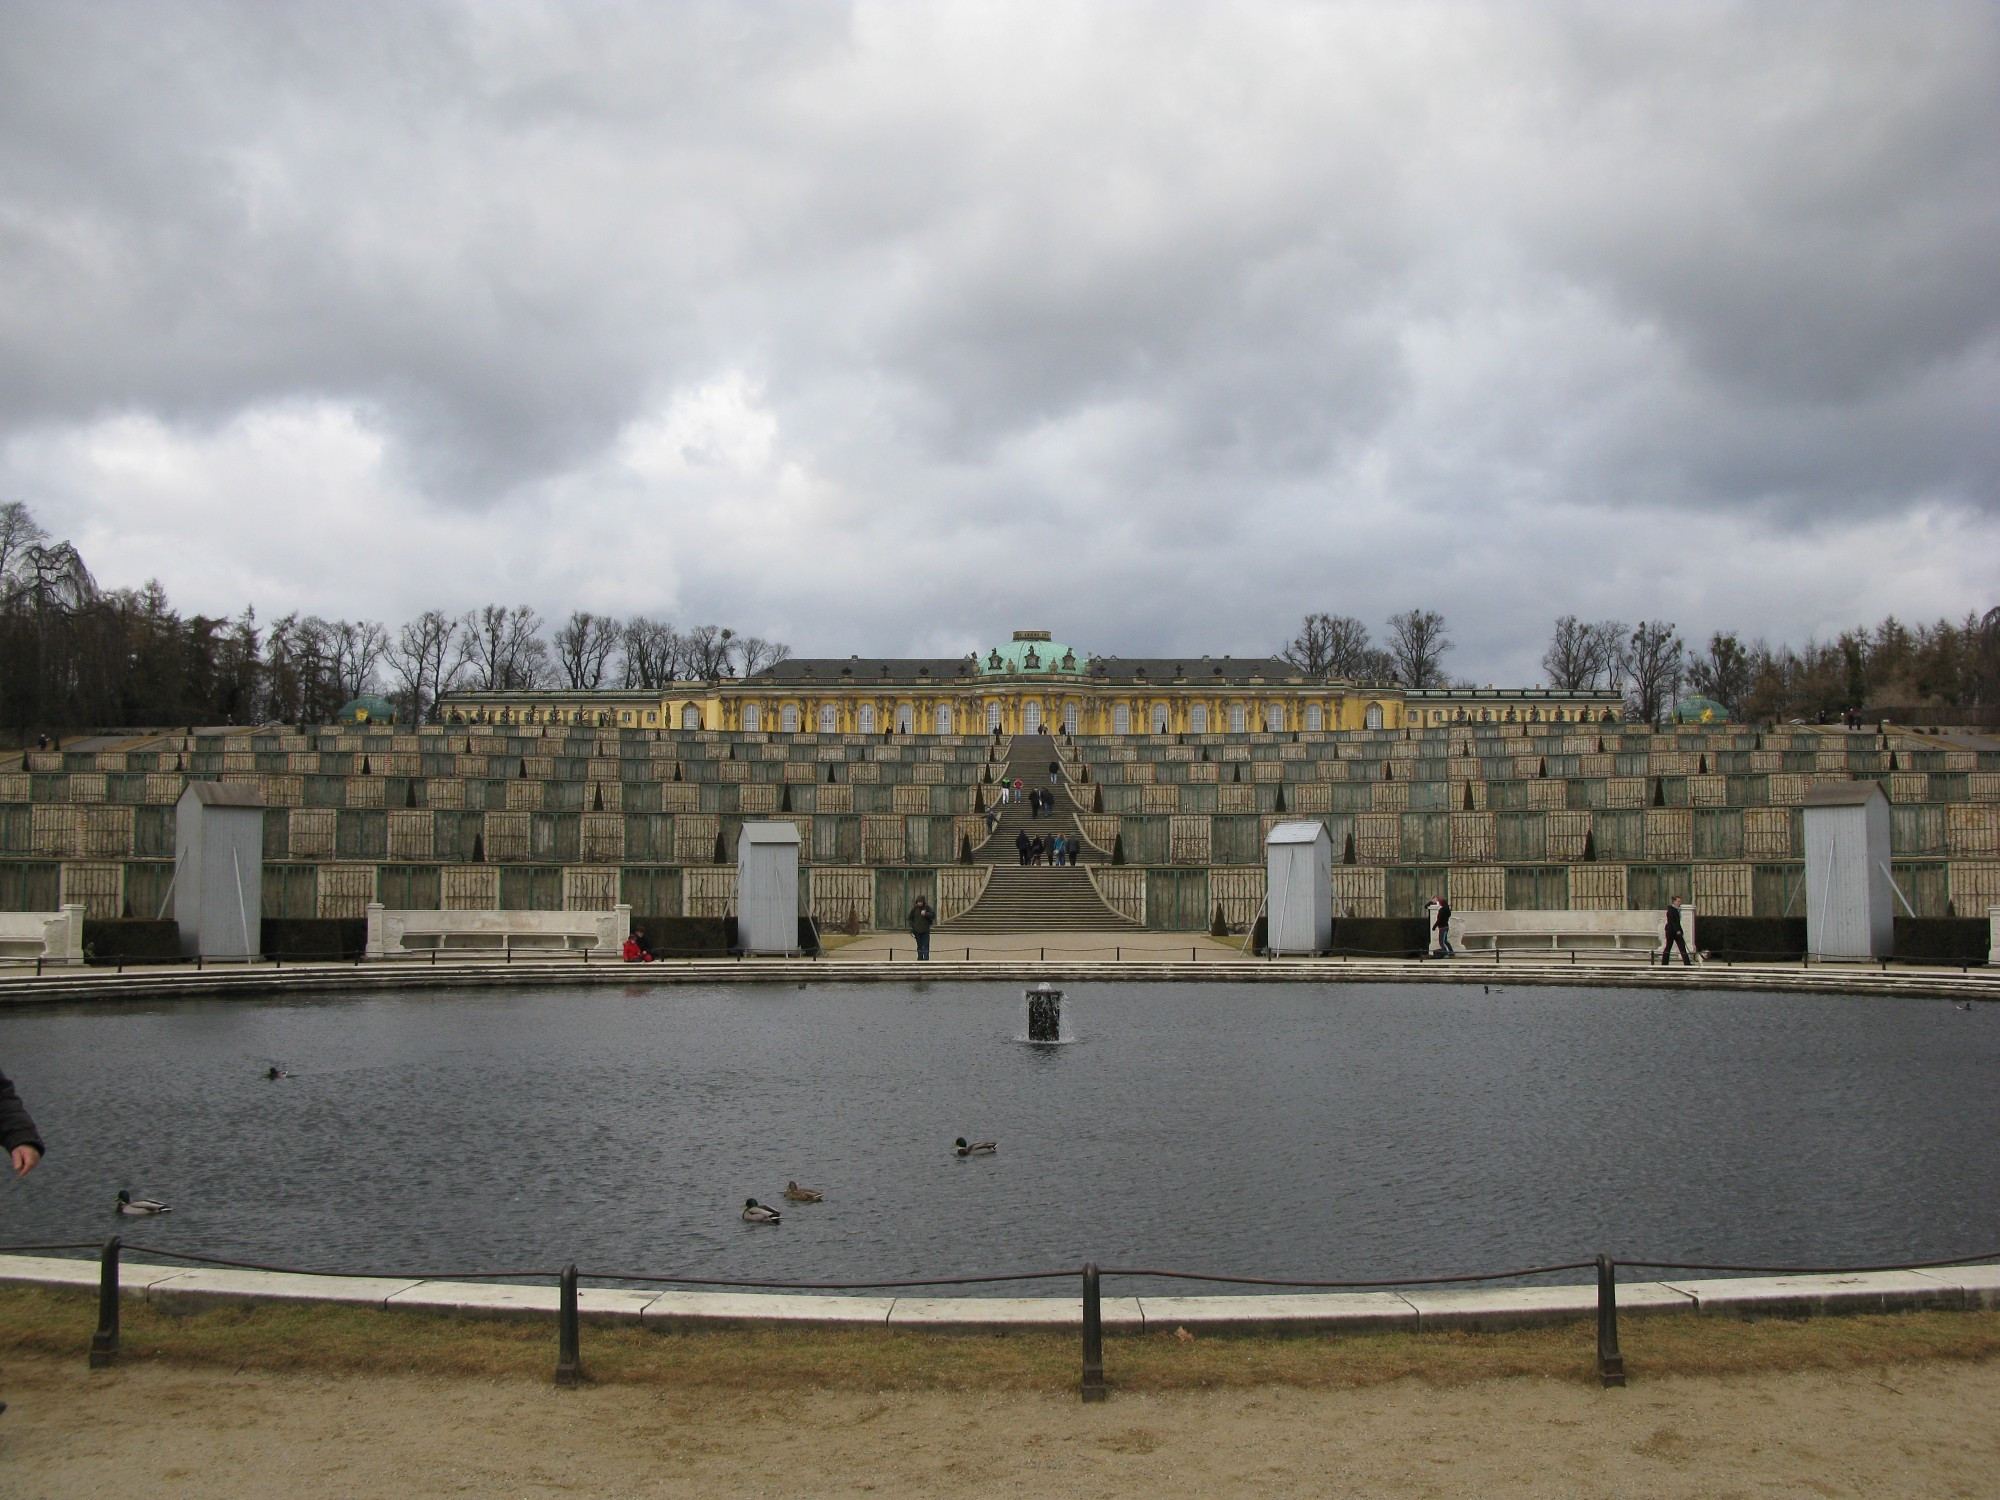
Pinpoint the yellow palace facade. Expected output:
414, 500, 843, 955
444, 631, 1623, 734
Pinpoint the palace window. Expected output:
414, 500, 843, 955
936, 705, 953, 735
1023, 700, 1042, 733
1113, 704, 1131, 734
1365, 703, 1384, 730
742, 705, 761, 732
1152, 704, 1169, 733
781, 705, 799, 733
681, 705, 701, 729
1228, 703, 1246, 733
897, 705, 913, 734
819, 704, 837, 733
1063, 702, 1078, 735
858, 704, 876, 734
1265, 704, 1285, 733
1189, 704, 1208, 734
1305, 704, 1323, 731
986, 701, 1002, 730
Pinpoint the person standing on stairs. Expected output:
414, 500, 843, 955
908, 897, 934, 961
1016, 830, 1031, 865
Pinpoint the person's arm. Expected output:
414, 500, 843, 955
0, 1069, 45, 1177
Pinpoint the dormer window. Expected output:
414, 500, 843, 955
988, 649, 1004, 670
918, 666, 929, 677
1060, 650, 1075, 671
840, 666, 852, 678
1023, 647, 1040, 669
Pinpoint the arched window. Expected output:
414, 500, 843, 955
741, 704, 761, 732
1189, 704, 1208, 734
781, 704, 799, 733
1265, 704, 1285, 733
1305, 704, 1323, 732
935, 704, 953, 735
1023, 700, 1042, 733
1063, 702, 1078, 735
858, 704, 876, 734
1228, 703, 1246, 734
1152, 704, 1169, 734
1112, 704, 1131, 734
1364, 703, 1384, 730
681, 705, 701, 729
897, 705, 913, 734
986, 701, 1002, 731
819, 704, 837, 733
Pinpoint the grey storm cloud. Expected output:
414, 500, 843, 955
0, 0, 1994, 679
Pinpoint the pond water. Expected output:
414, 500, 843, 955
1, 981, 1995, 1291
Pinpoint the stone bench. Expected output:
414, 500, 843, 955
364, 903, 630, 960
1438, 908, 1696, 963
0, 905, 86, 965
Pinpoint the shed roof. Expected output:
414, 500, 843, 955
738, 821, 802, 844
180, 782, 265, 808
1265, 820, 1331, 844
1802, 782, 1886, 807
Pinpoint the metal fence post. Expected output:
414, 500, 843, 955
1595, 1253, 1626, 1388
88, 1235, 121, 1368
554, 1264, 582, 1387
1080, 1262, 1107, 1402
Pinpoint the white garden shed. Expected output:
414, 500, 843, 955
1264, 820, 1332, 955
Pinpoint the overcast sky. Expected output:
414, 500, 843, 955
2, 1, 1995, 684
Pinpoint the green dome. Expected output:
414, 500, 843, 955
1670, 695, 1731, 724
977, 633, 1088, 676
336, 695, 399, 725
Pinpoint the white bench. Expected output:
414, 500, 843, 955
1438, 908, 1696, 963
364, 904, 631, 960
0, 905, 86, 965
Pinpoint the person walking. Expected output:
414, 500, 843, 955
1432, 895, 1453, 958
0, 1065, 43, 1421
1660, 897, 1692, 966
908, 896, 934, 962
1049, 833, 1065, 867
1049, 759, 1060, 784
1016, 830, 1031, 866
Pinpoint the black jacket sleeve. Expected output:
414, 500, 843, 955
0, 1068, 45, 1155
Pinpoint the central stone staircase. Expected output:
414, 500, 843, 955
941, 738, 1139, 933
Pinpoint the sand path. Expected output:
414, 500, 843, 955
3, 1355, 1997, 1497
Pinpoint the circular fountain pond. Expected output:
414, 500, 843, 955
3, 981, 1996, 1288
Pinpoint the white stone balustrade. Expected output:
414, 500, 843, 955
0, 904, 86, 964
364, 903, 630, 959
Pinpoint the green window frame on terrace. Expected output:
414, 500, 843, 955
1504, 866, 1566, 911
1891, 806, 1946, 856
304, 776, 347, 807
1592, 810, 1643, 860
0, 862, 59, 911
1889, 861, 1948, 917
1626, 865, 1692, 911
432, 810, 484, 861
1146, 868, 1211, 931
1693, 808, 1744, 859
1495, 812, 1546, 862
814, 816, 859, 863
874, 869, 937, 931
1383, 867, 1429, 919
1401, 812, 1452, 862
1566, 778, 1606, 809
1751, 863, 1804, 918
619, 867, 682, 922
123, 862, 174, 920
530, 812, 580, 862
335, 809, 388, 860
0, 806, 30, 856
261, 864, 316, 919
499, 867, 563, 911
376, 865, 442, 909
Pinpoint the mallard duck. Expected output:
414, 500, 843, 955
782, 1181, 823, 1203
741, 1197, 781, 1224
115, 1190, 170, 1216
265, 1066, 290, 1079
953, 1138, 996, 1157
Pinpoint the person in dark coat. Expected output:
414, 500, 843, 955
1432, 896, 1453, 958
0, 1067, 41, 1180
1661, 897, 1692, 965
907, 897, 934, 961
1016, 830, 1031, 866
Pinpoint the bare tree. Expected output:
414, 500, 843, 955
0, 502, 49, 590
733, 635, 792, 677
387, 609, 469, 723
461, 604, 549, 691
554, 611, 621, 690
680, 623, 736, 680
1543, 616, 1629, 690
326, 619, 391, 704
1385, 609, 1453, 688
1280, 613, 1373, 680
1624, 620, 1684, 724
618, 617, 680, 688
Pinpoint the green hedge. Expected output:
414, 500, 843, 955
261, 918, 368, 961
82, 919, 181, 965
1331, 917, 1431, 957
630, 916, 820, 957
1893, 918, 1989, 964
1697, 917, 1806, 962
